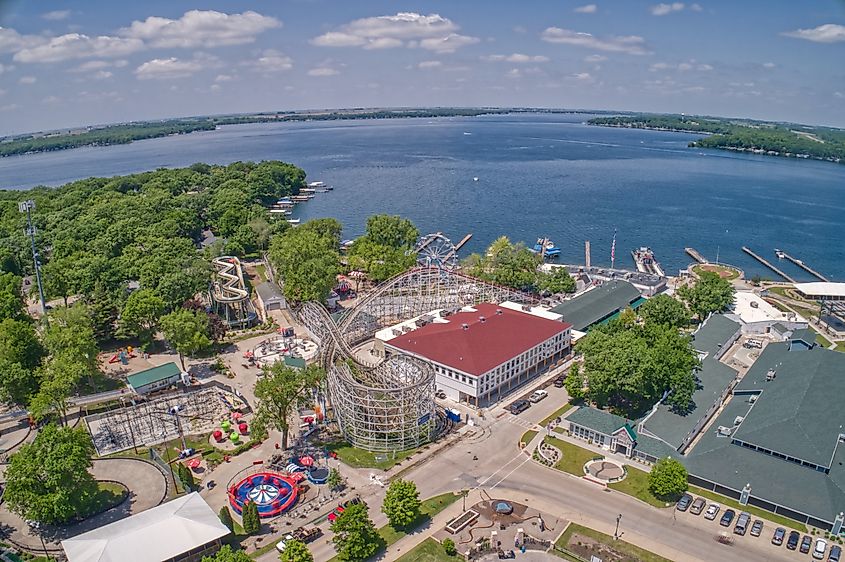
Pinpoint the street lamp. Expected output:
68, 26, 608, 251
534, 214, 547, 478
18, 200, 46, 316
614, 513, 622, 540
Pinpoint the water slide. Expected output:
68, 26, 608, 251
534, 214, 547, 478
212, 256, 249, 302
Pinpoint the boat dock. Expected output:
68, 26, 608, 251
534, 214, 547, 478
444, 233, 472, 261
776, 250, 829, 282
742, 246, 796, 282
685, 247, 708, 264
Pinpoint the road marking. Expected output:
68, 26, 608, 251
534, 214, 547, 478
489, 456, 532, 490
475, 452, 525, 488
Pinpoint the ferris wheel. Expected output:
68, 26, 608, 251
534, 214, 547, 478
416, 232, 459, 269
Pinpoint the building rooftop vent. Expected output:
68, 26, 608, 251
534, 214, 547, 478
479, 316, 486, 323
461, 323, 469, 330
717, 426, 733, 437
766, 369, 777, 381
733, 416, 744, 426
496, 309, 503, 315
748, 395, 758, 404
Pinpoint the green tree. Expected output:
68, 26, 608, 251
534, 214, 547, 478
442, 538, 457, 556
362, 215, 419, 248
638, 294, 690, 329
201, 545, 251, 562
0, 272, 26, 321
536, 267, 576, 295
268, 225, 341, 303
160, 308, 212, 370
3, 423, 98, 524
42, 303, 100, 373
120, 289, 166, 349
253, 363, 324, 450
0, 360, 40, 406
279, 539, 314, 562
177, 463, 196, 491
564, 363, 585, 401
462, 237, 540, 290
327, 468, 345, 491
677, 271, 735, 320
242, 501, 261, 535
218, 506, 234, 532
382, 478, 421, 528
299, 218, 343, 247
648, 457, 688, 500
0, 318, 44, 372
331, 502, 380, 561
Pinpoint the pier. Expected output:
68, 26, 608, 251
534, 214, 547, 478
742, 246, 796, 282
444, 233, 472, 261
777, 250, 829, 282
685, 247, 708, 264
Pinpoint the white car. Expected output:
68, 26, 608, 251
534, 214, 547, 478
529, 390, 548, 403
276, 534, 294, 553
703, 503, 720, 520
813, 538, 827, 560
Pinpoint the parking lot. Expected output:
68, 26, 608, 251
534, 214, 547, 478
674, 493, 840, 560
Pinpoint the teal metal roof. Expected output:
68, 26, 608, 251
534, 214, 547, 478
690, 314, 740, 355
126, 362, 181, 389
550, 280, 642, 331
567, 407, 632, 436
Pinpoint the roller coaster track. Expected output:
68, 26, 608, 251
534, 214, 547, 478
297, 301, 379, 371
212, 256, 249, 302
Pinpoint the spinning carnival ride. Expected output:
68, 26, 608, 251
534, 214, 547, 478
210, 256, 258, 329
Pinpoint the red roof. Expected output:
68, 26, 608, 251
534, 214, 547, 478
384, 303, 570, 377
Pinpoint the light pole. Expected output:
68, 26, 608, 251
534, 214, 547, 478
18, 200, 46, 316
614, 513, 622, 540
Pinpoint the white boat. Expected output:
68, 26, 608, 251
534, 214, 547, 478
308, 181, 326, 188
286, 218, 301, 225
473, 177, 479, 182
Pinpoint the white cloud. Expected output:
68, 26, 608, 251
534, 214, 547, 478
678, 62, 693, 71
42, 10, 71, 21
418, 60, 442, 69
762, 62, 776, 69
312, 12, 478, 53
513, 26, 527, 34
0, 27, 46, 54
574, 4, 598, 14
120, 10, 281, 49
690, 3, 703, 11
308, 67, 339, 77
0, 63, 8, 74
19, 75, 36, 84
650, 3, 686, 16
541, 28, 650, 54
42, 95, 60, 104
215, 74, 234, 82
1, 103, 20, 111
134, 57, 205, 80
584, 54, 607, 62
14, 34, 143, 63
69, 59, 128, 72
782, 24, 845, 43
93, 70, 112, 80
835, 91, 844, 99
210, 84, 221, 92
244, 49, 293, 73
697, 63, 713, 71
483, 53, 549, 63
649, 62, 670, 71
651, 60, 712, 72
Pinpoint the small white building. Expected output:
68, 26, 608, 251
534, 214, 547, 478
730, 292, 807, 335
379, 303, 572, 406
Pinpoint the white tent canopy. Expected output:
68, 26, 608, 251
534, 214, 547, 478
62, 493, 230, 562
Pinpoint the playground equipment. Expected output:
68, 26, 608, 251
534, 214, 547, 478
296, 266, 536, 452
210, 256, 257, 329
228, 471, 300, 518
252, 336, 318, 367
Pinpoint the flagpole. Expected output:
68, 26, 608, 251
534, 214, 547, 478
611, 229, 617, 269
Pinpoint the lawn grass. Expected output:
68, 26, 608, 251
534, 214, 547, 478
255, 263, 267, 282
395, 538, 458, 562
688, 485, 807, 532
540, 403, 574, 427
520, 430, 538, 446
835, 342, 845, 352
693, 264, 740, 281
555, 522, 673, 562
607, 466, 668, 508
545, 436, 596, 476
327, 493, 461, 562
79, 481, 127, 518
323, 441, 417, 470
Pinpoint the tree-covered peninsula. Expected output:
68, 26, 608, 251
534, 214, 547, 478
588, 114, 845, 164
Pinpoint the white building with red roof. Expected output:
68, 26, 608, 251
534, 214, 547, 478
379, 303, 571, 405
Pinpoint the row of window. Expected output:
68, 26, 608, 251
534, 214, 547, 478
731, 439, 829, 473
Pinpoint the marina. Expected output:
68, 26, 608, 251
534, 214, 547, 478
631, 247, 665, 277
685, 247, 709, 264
742, 246, 796, 282
775, 249, 829, 282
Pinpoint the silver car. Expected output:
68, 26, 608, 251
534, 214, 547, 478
704, 503, 721, 520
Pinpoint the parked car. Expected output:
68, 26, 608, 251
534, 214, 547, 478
719, 509, 736, 527
772, 527, 786, 546
814, 538, 828, 560
734, 512, 751, 535
704, 503, 721, 520
787, 530, 801, 550
509, 400, 530, 414
676, 494, 693, 512
750, 519, 764, 537
553, 376, 566, 388
529, 389, 548, 403
689, 497, 706, 515
801, 535, 813, 554
829, 544, 842, 562
343, 496, 365, 508
275, 534, 294, 553
435, 390, 446, 399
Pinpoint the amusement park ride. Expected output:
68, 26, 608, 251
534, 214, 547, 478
210, 256, 258, 329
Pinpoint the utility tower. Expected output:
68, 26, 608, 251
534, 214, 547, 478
19, 200, 46, 316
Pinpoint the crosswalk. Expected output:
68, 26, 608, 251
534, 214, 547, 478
505, 414, 536, 429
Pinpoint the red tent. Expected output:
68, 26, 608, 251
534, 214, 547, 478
299, 455, 314, 467
186, 458, 201, 469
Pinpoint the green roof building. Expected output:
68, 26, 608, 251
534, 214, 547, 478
549, 280, 643, 332
126, 362, 183, 394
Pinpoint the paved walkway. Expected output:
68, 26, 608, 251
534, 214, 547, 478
0, 457, 167, 552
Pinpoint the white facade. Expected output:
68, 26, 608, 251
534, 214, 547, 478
730, 292, 808, 335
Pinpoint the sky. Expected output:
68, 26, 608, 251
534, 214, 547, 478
0, 0, 843, 135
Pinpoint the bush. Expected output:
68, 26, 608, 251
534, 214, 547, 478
218, 506, 234, 532
648, 457, 688, 500
443, 538, 457, 556
241, 501, 260, 535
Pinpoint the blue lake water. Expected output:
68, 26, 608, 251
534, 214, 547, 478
0, 114, 842, 280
